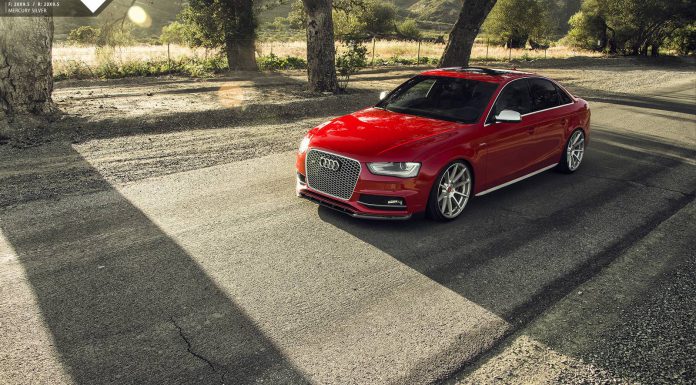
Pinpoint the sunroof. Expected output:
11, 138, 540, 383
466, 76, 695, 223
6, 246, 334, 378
456, 67, 509, 75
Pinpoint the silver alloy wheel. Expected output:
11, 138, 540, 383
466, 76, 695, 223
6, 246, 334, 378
567, 130, 585, 171
437, 163, 471, 219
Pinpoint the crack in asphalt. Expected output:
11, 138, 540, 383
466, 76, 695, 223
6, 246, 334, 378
170, 316, 229, 385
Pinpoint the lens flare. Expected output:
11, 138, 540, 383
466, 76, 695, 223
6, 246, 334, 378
127, 5, 151, 28
217, 81, 256, 109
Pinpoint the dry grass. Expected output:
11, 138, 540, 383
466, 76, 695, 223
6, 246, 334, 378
53, 44, 210, 66
53, 40, 602, 71
255, 40, 602, 61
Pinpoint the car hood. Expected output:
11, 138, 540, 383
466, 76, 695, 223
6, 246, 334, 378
308, 108, 462, 158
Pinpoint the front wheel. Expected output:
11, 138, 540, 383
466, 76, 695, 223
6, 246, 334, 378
426, 161, 472, 221
558, 129, 585, 173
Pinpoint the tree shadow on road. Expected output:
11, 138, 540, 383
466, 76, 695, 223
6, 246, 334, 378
317, 129, 695, 381
0, 144, 309, 385
569, 83, 696, 115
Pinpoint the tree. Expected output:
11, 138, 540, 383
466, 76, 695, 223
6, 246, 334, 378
67, 26, 101, 46
290, 0, 397, 38
160, 22, 188, 46
302, 0, 338, 92
182, 0, 258, 71
398, 19, 422, 40
546, 0, 581, 38
440, 0, 498, 67
359, 1, 397, 36
667, 23, 696, 55
565, 0, 696, 55
565, 0, 612, 51
483, 0, 551, 48
0, 16, 56, 137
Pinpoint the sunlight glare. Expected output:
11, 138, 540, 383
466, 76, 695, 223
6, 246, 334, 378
127, 5, 152, 28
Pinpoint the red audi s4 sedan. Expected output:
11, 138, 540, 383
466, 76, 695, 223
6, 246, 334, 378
295, 67, 590, 221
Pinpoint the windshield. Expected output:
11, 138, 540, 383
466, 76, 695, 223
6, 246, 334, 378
377, 76, 499, 124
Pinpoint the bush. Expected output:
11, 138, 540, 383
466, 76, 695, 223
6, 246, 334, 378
666, 23, 696, 56
55, 55, 229, 80
372, 56, 437, 66
398, 19, 422, 40
257, 54, 307, 71
336, 40, 368, 90
55, 54, 313, 81
67, 26, 101, 45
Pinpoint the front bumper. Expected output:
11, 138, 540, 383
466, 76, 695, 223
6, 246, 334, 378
296, 149, 432, 220
298, 188, 412, 220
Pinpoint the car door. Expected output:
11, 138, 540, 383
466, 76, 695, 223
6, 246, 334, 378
525, 78, 569, 167
481, 79, 537, 190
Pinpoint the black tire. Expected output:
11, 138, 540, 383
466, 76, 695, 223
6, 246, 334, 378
426, 161, 472, 221
557, 129, 585, 174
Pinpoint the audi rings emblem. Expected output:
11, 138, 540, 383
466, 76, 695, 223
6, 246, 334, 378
318, 157, 341, 171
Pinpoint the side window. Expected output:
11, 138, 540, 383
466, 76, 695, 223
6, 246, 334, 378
529, 78, 560, 111
554, 83, 573, 104
488, 79, 531, 123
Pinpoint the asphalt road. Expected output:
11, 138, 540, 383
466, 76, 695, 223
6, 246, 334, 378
1, 77, 695, 384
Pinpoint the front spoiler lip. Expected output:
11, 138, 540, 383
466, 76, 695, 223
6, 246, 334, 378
299, 190, 412, 221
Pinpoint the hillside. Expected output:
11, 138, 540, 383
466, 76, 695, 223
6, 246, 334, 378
53, 0, 578, 41
408, 0, 462, 23
54, 0, 184, 40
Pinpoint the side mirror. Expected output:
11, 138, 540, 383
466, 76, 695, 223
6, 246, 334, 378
379, 91, 389, 100
495, 109, 522, 123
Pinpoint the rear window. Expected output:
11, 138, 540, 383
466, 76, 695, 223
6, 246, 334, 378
377, 76, 499, 124
555, 83, 573, 104
529, 78, 561, 111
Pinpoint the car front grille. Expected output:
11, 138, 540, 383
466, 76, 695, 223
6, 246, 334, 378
305, 149, 361, 200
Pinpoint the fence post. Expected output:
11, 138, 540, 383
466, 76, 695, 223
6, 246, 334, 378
371, 36, 376, 67
486, 38, 489, 60
167, 43, 171, 74
508, 46, 512, 61
417, 39, 421, 65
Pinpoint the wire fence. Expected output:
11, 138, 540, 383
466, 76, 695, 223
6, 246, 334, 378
56, 39, 600, 63
52, 39, 602, 77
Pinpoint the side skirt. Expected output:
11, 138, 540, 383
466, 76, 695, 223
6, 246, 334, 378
475, 163, 558, 197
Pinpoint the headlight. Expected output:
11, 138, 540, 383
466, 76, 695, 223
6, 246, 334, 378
298, 135, 311, 154
367, 162, 421, 178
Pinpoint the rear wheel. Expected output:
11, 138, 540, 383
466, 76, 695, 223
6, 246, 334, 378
427, 161, 472, 221
558, 129, 585, 173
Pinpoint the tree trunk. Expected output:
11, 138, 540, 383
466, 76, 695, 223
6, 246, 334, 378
598, 23, 608, 51
0, 16, 56, 136
440, 0, 497, 67
507, 32, 528, 49
607, 26, 617, 54
303, 0, 338, 93
225, 34, 258, 71
224, 0, 258, 71
651, 44, 659, 57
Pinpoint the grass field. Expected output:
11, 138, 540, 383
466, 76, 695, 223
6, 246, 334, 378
54, 40, 602, 69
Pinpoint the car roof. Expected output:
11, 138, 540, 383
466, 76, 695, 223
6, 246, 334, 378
419, 67, 536, 84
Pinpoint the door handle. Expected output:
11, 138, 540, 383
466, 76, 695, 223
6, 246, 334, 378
527, 127, 535, 134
